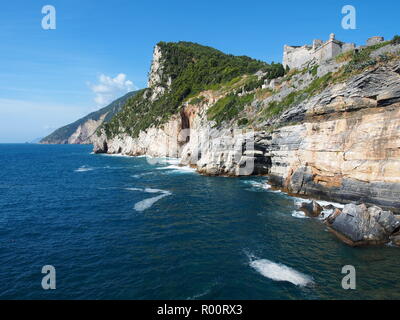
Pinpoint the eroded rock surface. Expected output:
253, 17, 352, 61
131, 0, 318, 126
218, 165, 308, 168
326, 203, 400, 246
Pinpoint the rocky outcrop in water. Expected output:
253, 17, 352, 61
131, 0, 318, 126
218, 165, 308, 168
295, 200, 400, 246
297, 200, 323, 217
326, 203, 400, 246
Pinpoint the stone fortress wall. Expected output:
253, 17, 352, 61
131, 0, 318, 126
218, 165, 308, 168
283, 33, 385, 70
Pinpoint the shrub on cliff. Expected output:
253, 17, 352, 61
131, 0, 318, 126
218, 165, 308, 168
267, 63, 285, 79
243, 76, 264, 92
207, 93, 254, 125
237, 118, 249, 126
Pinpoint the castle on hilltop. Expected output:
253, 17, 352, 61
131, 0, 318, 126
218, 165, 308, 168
283, 33, 385, 70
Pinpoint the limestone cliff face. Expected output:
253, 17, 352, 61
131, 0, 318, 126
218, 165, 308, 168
93, 114, 184, 157
266, 61, 400, 212
147, 44, 172, 102
93, 42, 400, 212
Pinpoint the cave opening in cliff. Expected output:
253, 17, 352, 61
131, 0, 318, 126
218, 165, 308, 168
180, 110, 190, 143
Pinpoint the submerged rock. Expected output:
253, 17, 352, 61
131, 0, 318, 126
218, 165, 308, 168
326, 203, 400, 246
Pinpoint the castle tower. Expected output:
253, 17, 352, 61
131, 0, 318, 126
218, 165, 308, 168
367, 36, 385, 46
282, 33, 381, 70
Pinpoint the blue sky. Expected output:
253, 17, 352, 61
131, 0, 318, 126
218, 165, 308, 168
0, 0, 398, 142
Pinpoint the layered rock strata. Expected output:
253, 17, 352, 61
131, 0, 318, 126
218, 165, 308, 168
93, 44, 400, 213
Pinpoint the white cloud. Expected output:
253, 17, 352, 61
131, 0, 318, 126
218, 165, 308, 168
89, 73, 136, 106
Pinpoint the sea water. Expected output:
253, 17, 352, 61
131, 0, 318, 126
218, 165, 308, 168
1, 144, 400, 299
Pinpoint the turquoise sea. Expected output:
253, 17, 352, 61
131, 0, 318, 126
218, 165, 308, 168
1, 144, 400, 299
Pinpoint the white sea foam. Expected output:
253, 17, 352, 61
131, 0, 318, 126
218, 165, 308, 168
156, 165, 180, 170
242, 179, 344, 209
291, 210, 309, 219
293, 197, 344, 209
131, 172, 153, 178
125, 187, 143, 192
125, 187, 169, 194
143, 188, 165, 193
103, 165, 128, 170
249, 258, 314, 287
165, 159, 180, 165
126, 187, 172, 212
134, 190, 171, 212
315, 200, 345, 209
187, 287, 214, 300
74, 166, 94, 172
319, 208, 335, 220
293, 198, 344, 221
76, 165, 129, 172
151, 158, 180, 165
243, 180, 271, 191
100, 153, 132, 158
156, 165, 197, 174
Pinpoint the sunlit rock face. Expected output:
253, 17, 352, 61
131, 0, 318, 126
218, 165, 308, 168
266, 61, 400, 212
93, 43, 400, 213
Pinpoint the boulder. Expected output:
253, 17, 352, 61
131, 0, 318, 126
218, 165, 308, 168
297, 200, 323, 217
326, 203, 400, 246
377, 209, 400, 234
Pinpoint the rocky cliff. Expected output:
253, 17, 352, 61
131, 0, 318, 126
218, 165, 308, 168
40, 91, 138, 144
93, 40, 400, 213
